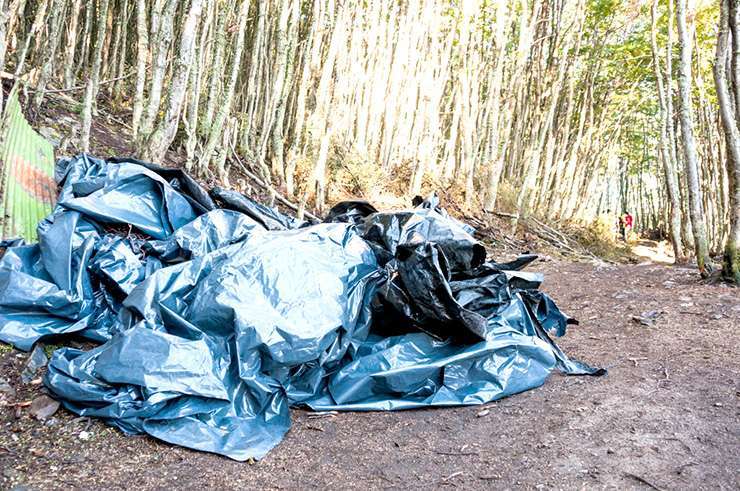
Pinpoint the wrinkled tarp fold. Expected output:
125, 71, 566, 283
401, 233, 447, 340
0, 154, 603, 461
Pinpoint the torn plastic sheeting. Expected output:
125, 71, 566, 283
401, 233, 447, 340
0, 154, 604, 462
358, 206, 487, 272
55, 155, 201, 239
210, 186, 306, 231
324, 199, 378, 225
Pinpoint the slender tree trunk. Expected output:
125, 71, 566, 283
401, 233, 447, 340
675, 0, 711, 275
203, 0, 229, 133
714, 0, 740, 283
138, 0, 177, 149
14, 0, 48, 75
32, 0, 65, 109
0, 0, 7, 111
650, 0, 684, 262
81, 0, 110, 153
76, 0, 93, 80
62, 0, 82, 89
144, 0, 203, 163
198, 0, 250, 176
268, 0, 297, 184
112, 0, 130, 102
285, 0, 321, 196
132, 0, 149, 138
184, 0, 213, 171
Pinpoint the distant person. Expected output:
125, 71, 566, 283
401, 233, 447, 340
622, 211, 633, 241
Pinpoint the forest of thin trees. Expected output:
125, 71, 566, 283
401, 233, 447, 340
0, 0, 736, 282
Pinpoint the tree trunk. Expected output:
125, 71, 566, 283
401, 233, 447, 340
675, 0, 711, 275
138, 0, 177, 149
14, 0, 48, 76
132, 0, 149, 138
268, 0, 297, 184
285, 0, 321, 196
32, 0, 65, 109
144, 0, 203, 163
714, 0, 740, 283
650, 0, 684, 262
0, 0, 7, 111
202, 0, 229, 134
198, 0, 250, 176
62, 0, 82, 89
81, 0, 110, 153
112, 0, 130, 102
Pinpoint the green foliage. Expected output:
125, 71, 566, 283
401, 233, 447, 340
579, 0, 719, 178
43, 344, 64, 359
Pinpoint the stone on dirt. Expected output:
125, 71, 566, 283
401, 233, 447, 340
28, 395, 60, 420
0, 376, 15, 398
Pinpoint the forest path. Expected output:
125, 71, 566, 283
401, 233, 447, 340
0, 259, 738, 489
631, 239, 675, 264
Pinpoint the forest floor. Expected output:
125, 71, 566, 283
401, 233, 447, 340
1, 90, 739, 490
1, 252, 738, 490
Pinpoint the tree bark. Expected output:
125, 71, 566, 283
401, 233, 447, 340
675, 0, 712, 275
268, 0, 297, 184
0, 0, 7, 111
81, 0, 110, 153
138, 0, 177, 149
714, 0, 740, 283
62, 0, 83, 89
198, 0, 250, 176
32, 0, 65, 109
144, 0, 203, 163
650, 0, 684, 262
132, 0, 149, 138
14, 0, 48, 76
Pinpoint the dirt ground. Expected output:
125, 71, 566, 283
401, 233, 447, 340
1, 255, 738, 490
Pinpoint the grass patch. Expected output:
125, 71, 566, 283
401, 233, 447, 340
43, 344, 64, 359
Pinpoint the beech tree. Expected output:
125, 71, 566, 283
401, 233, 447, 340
714, 0, 740, 283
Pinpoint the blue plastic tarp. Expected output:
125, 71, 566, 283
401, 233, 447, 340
0, 154, 604, 461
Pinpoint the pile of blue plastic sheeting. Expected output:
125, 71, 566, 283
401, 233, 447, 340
0, 154, 604, 461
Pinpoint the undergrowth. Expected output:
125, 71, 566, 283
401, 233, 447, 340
567, 215, 635, 261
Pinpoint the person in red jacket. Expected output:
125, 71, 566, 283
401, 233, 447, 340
621, 211, 633, 241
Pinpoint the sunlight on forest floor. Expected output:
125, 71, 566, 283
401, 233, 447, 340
631, 239, 675, 264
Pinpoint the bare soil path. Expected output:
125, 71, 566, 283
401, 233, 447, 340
1, 258, 738, 490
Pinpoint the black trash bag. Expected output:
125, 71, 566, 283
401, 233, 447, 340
210, 186, 305, 231
143, 209, 263, 263
452, 255, 543, 290
358, 208, 486, 272
324, 200, 378, 225
379, 242, 487, 341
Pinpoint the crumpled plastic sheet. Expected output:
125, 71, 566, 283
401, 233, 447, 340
0, 154, 604, 461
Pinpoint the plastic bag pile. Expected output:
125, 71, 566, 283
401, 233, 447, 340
0, 155, 604, 460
